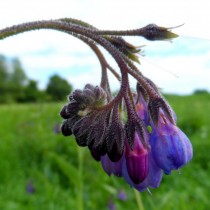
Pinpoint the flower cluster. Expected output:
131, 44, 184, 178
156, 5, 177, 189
0, 18, 193, 192
60, 82, 193, 192
57, 19, 192, 192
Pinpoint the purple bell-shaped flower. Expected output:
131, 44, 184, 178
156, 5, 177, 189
122, 149, 162, 192
123, 132, 149, 185
151, 109, 193, 175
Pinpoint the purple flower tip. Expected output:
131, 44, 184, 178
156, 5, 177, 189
101, 154, 123, 177
107, 200, 116, 210
117, 190, 127, 201
26, 181, 36, 194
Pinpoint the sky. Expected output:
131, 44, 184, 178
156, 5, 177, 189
0, 0, 210, 94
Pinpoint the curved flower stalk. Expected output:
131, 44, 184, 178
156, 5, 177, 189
0, 18, 192, 192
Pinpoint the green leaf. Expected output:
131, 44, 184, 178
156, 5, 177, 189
102, 184, 117, 195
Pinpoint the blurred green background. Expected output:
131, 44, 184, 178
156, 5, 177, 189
0, 46, 209, 210
0, 93, 210, 210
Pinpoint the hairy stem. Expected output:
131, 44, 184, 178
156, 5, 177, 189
71, 34, 112, 99
0, 20, 129, 110
56, 17, 153, 39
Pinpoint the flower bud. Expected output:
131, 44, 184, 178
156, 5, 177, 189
139, 24, 179, 41
109, 36, 143, 63
136, 95, 148, 124
122, 151, 162, 192
124, 133, 149, 184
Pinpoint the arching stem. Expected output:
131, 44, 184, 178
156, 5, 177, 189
0, 20, 129, 110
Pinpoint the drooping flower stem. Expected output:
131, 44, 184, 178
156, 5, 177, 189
0, 20, 129, 110
58, 18, 97, 30
39, 24, 120, 100
0, 19, 172, 114
72, 34, 112, 99
77, 146, 84, 210
134, 189, 145, 210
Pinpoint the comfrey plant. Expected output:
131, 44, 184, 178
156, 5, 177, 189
0, 18, 193, 192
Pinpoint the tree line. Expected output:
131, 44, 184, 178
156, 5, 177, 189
0, 55, 72, 103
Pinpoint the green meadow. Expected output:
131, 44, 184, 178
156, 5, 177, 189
0, 93, 210, 210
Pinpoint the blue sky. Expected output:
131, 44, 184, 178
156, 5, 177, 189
0, 0, 210, 94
